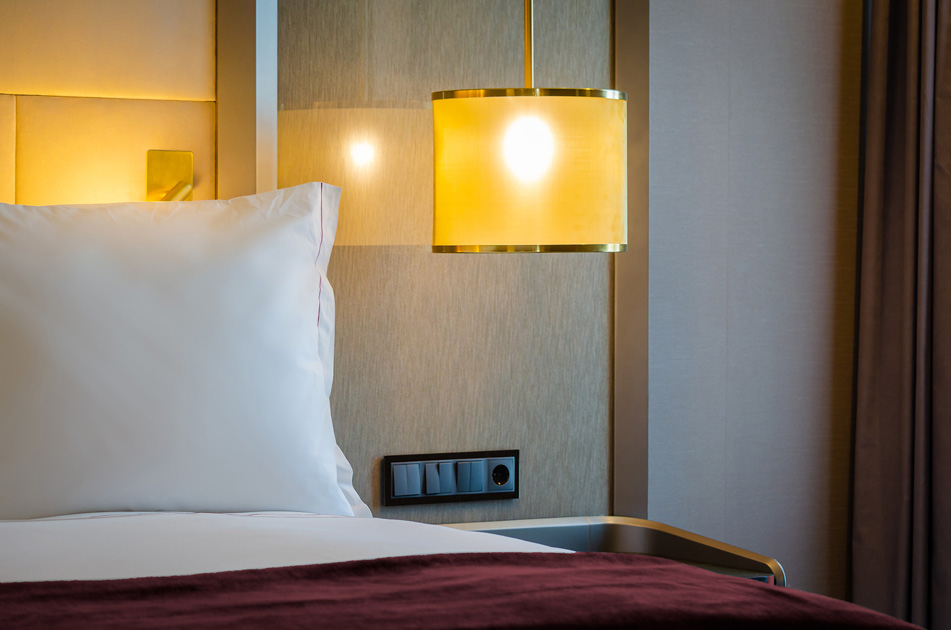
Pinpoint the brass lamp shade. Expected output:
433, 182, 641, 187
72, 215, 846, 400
432, 88, 627, 253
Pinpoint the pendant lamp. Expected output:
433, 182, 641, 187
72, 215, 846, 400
432, 0, 627, 253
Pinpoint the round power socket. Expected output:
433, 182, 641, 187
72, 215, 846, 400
491, 464, 510, 486
484, 456, 516, 492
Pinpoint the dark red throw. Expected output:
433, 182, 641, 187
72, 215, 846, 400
0, 552, 918, 629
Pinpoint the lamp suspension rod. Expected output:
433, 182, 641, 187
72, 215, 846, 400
523, 0, 534, 88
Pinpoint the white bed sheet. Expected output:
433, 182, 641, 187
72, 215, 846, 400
0, 512, 567, 583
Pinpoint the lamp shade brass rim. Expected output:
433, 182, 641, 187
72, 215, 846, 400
432, 244, 627, 253
432, 88, 626, 101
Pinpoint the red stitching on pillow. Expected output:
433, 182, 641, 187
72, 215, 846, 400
316, 182, 324, 330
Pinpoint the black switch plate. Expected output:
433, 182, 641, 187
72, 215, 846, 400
382, 449, 519, 506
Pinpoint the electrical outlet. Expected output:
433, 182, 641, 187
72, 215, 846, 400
485, 457, 516, 492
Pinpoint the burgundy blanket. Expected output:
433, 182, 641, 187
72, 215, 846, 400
0, 552, 918, 629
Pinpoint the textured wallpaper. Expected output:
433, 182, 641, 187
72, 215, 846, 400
647, 0, 862, 598
278, 0, 614, 523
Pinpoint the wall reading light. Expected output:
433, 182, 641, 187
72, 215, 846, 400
431, 0, 627, 253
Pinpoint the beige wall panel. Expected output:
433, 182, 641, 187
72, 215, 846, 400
533, 0, 611, 89
279, 0, 367, 110
647, 0, 732, 543
647, 0, 862, 598
0, 0, 215, 101
361, 0, 609, 102
365, 0, 522, 102
279, 0, 522, 110
279, 0, 613, 523
0, 96, 13, 204
281, 0, 611, 109
329, 246, 611, 523
16, 96, 215, 205
721, 0, 861, 599
279, 107, 431, 246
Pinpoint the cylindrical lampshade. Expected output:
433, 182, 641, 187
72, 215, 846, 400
432, 88, 627, 253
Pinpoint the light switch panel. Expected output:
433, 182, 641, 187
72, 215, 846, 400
381, 450, 518, 506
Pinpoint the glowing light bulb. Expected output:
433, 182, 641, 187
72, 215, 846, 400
502, 117, 554, 182
350, 142, 374, 167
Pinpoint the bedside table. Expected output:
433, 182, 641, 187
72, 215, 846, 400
444, 515, 785, 586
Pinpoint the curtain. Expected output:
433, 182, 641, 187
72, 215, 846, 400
852, 0, 950, 627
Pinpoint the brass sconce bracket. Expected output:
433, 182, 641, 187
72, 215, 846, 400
146, 150, 194, 201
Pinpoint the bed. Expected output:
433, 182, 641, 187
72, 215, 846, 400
0, 184, 917, 628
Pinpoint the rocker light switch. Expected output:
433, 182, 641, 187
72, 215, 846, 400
456, 462, 471, 492
405, 463, 421, 495
425, 463, 440, 494
393, 464, 409, 496
438, 462, 453, 493
468, 460, 485, 492
392, 463, 421, 497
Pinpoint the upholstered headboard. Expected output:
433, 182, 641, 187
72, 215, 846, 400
0, 0, 216, 205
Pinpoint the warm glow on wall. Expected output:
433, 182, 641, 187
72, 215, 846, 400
350, 141, 375, 167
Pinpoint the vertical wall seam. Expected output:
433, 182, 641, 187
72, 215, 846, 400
723, 0, 734, 528
213, 0, 219, 199
13, 94, 17, 204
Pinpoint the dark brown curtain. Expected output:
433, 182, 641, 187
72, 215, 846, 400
852, 0, 950, 627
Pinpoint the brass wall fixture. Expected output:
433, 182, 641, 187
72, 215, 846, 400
146, 150, 194, 201
431, 0, 627, 253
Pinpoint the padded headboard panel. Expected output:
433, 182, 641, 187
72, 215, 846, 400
0, 0, 216, 205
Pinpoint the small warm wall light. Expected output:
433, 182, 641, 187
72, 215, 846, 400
432, 0, 627, 253
350, 142, 375, 168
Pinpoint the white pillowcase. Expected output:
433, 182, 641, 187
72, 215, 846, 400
0, 183, 368, 519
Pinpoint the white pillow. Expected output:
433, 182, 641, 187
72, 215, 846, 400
0, 183, 368, 519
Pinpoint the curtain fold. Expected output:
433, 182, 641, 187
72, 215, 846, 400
852, 0, 950, 627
